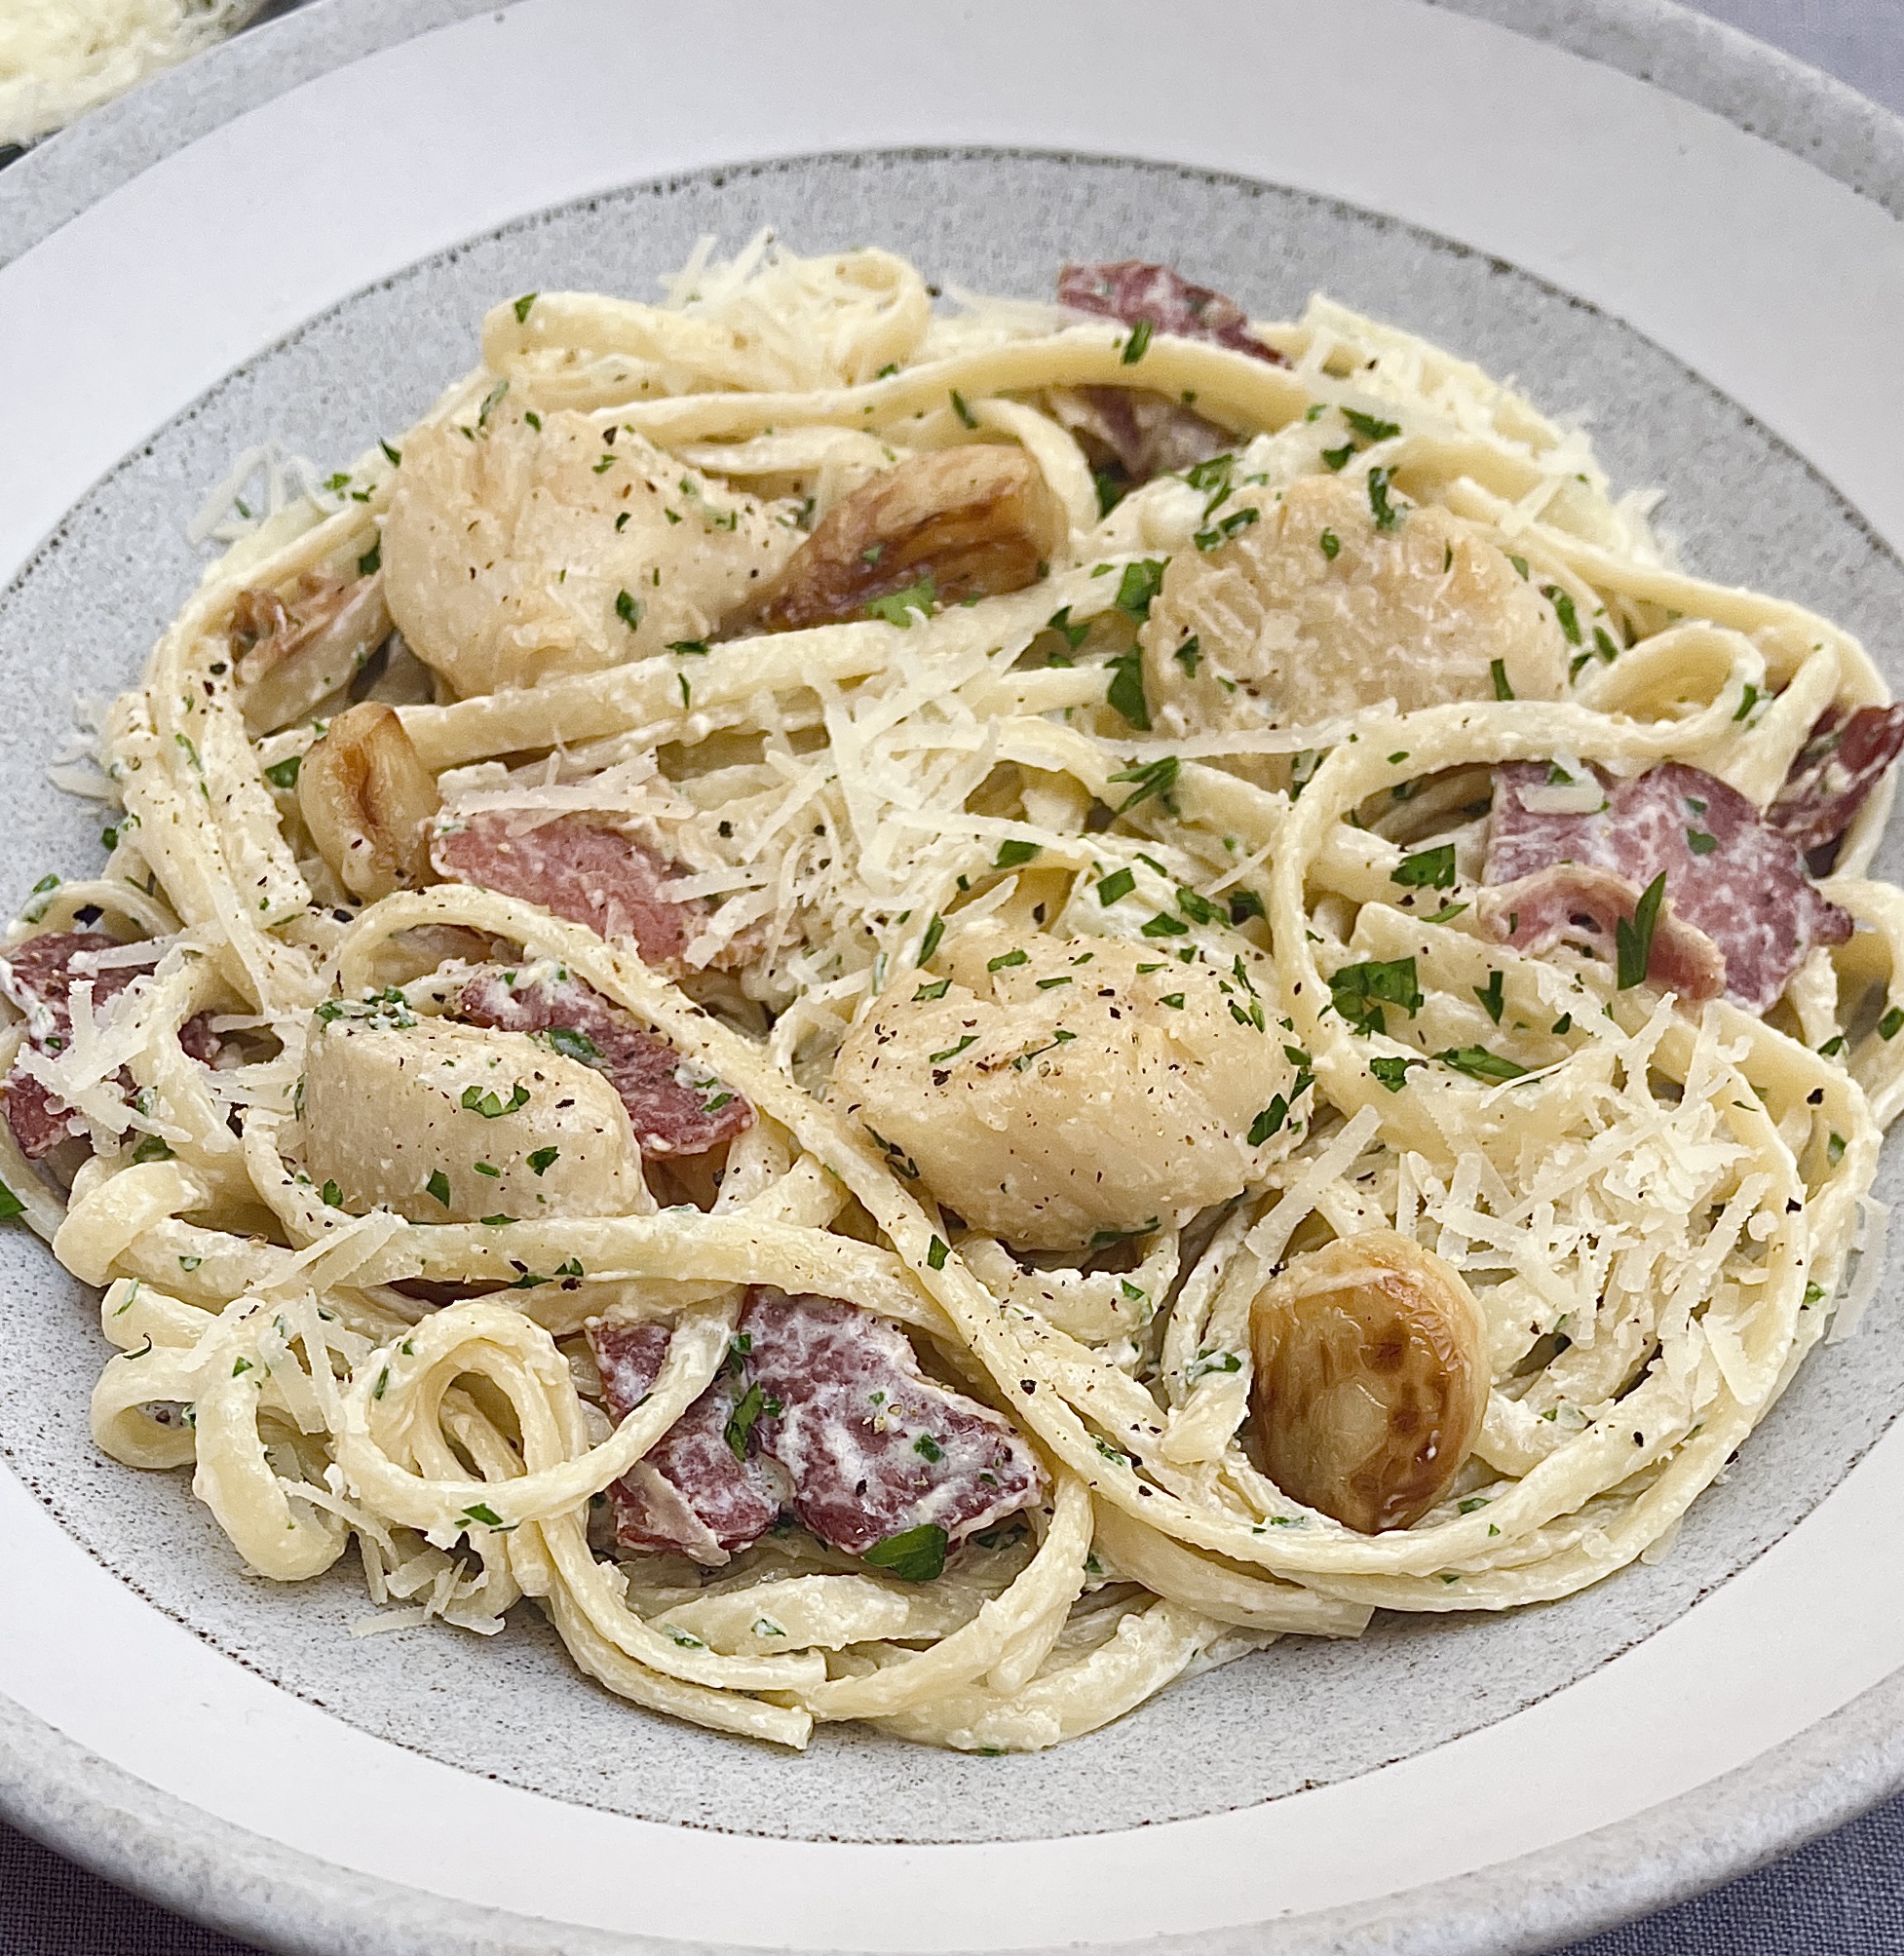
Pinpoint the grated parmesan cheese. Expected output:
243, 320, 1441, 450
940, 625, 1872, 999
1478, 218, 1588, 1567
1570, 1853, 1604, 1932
0, 0, 259, 149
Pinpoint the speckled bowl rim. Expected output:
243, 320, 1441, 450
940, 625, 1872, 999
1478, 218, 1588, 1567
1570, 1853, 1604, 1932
2, 3, 1903, 1951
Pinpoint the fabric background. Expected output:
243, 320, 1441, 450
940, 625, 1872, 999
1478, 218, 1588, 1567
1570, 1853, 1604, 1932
0, 2, 1899, 1949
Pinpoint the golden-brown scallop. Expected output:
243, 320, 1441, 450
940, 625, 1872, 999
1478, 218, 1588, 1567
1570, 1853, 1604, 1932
828, 930, 1293, 1251
381, 408, 799, 695
1249, 1230, 1487, 1533
1141, 474, 1565, 739
747, 446, 1068, 632
297, 702, 442, 902
300, 1011, 647, 1222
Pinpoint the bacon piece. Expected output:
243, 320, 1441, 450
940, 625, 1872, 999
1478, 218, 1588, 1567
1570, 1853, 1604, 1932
588, 1320, 782, 1563
1768, 705, 1904, 861
742, 1288, 1046, 1557
433, 813, 718, 968
1056, 261, 1287, 364
1479, 863, 1726, 1003
1052, 388, 1235, 484
455, 967, 750, 1156
0, 934, 149, 1160
1483, 762, 1851, 1013
1053, 261, 1285, 492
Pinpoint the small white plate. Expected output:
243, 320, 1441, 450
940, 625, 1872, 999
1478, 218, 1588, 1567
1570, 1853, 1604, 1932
2, 4, 1903, 1951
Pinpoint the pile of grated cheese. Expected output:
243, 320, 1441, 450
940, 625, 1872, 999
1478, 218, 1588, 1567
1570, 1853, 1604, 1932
0, 0, 259, 149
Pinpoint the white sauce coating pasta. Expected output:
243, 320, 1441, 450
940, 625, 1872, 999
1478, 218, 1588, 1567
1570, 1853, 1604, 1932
11, 233, 1901, 1754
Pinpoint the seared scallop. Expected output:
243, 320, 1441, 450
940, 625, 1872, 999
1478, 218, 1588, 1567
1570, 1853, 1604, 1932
1141, 474, 1565, 738
1250, 1229, 1487, 1532
299, 1009, 647, 1222
829, 930, 1293, 1251
381, 408, 799, 694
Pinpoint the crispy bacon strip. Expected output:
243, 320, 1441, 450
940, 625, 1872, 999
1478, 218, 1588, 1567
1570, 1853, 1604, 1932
743, 1288, 1046, 1557
588, 1320, 782, 1563
0, 934, 149, 1160
1767, 704, 1904, 861
1056, 261, 1287, 364
433, 813, 717, 970
586, 1291, 1046, 1569
1483, 762, 1850, 1013
455, 967, 750, 1157
1052, 261, 1284, 490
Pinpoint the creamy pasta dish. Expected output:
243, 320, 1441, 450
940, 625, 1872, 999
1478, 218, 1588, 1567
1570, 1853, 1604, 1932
12, 237, 1903, 1753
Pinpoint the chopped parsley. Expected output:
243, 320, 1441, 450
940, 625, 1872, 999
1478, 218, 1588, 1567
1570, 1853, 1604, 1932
1542, 585, 1581, 645
513, 292, 538, 324
1616, 871, 1667, 989
1120, 319, 1154, 364
426, 1170, 451, 1207
1474, 970, 1504, 1023
1095, 866, 1137, 906
994, 838, 1042, 868
1392, 843, 1456, 891
461, 1083, 530, 1119
540, 1025, 602, 1065
1435, 1045, 1529, 1082
1328, 956, 1422, 1036
862, 1522, 948, 1582
1490, 658, 1514, 700
918, 912, 945, 962
262, 754, 301, 790
1107, 754, 1178, 813
864, 575, 938, 626
985, 948, 1029, 972
1341, 407, 1400, 443
1370, 1055, 1424, 1092
1366, 466, 1402, 531
615, 590, 643, 632
1194, 506, 1260, 553
1114, 558, 1167, 621
950, 388, 978, 428
527, 1146, 559, 1176
1319, 527, 1340, 560
927, 1236, 949, 1271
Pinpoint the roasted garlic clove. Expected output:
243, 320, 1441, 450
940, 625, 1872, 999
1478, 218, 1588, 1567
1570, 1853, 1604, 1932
297, 702, 442, 901
1250, 1230, 1487, 1533
747, 446, 1068, 632
232, 574, 392, 735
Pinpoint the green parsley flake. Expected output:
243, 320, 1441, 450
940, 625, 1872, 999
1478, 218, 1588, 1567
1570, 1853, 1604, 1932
862, 1522, 948, 1582
864, 575, 938, 626
1120, 319, 1154, 364
1107, 754, 1178, 813
1435, 1045, 1529, 1083
1392, 843, 1456, 891
1617, 871, 1668, 989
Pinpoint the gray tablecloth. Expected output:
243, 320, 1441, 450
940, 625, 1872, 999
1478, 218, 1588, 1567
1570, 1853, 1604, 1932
1, 4, 1900, 1951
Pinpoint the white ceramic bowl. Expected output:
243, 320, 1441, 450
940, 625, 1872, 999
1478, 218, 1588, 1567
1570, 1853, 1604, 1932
3, 4, 1903, 1950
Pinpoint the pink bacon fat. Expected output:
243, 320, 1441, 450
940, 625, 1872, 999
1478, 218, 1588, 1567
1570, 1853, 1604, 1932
1767, 704, 1904, 862
589, 1320, 782, 1562
0, 933, 219, 1161
455, 966, 750, 1157
585, 1290, 1046, 1569
742, 1288, 1046, 1559
1482, 761, 1851, 1014
1056, 261, 1288, 364
432, 812, 718, 971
